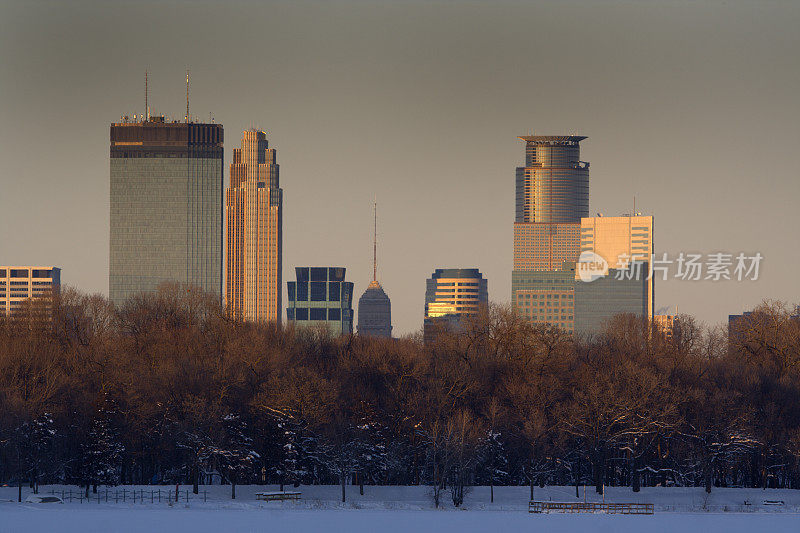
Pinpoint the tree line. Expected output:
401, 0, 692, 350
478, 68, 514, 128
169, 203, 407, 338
1, 283, 799, 505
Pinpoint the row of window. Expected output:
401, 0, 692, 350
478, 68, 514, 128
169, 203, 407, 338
288, 308, 344, 321
289, 281, 342, 302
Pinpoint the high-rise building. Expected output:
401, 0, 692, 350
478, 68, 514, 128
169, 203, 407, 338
515, 136, 589, 224
579, 214, 654, 324
109, 116, 223, 306
287, 267, 354, 335
512, 136, 588, 330
225, 130, 282, 323
654, 314, 676, 338
424, 268, 488, 343
358, 282, 392, 338
357, 203, 392, 337
0, 266, 61, 315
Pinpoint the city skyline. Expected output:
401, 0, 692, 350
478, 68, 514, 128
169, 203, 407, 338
2, 1, 798, 334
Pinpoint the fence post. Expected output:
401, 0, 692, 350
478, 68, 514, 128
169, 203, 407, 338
158, 490, 161, 503
185, 490, 188, 503
203, 490, 207, 503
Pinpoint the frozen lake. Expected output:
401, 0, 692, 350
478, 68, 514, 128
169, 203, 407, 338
2, 485, 799, 532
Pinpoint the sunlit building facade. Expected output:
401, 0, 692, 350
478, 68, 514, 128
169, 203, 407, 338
579, 215, 654, 323
287, 267, 354, 335
109, 117, 224, 306
225, 130, 282, 323
0, 266, 61, 315
424, 268, 488, 343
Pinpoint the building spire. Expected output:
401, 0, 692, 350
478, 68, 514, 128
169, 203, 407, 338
145, 70, 149, 121
185, 70, 190, 123
373, 198, 377, 282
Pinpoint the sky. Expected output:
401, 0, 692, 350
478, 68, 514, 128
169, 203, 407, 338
1, 0, 798, 336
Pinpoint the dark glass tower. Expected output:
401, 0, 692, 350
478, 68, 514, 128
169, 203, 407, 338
109, 117, 224, 305
287, 267, 354, 335
357, 281, 392, 338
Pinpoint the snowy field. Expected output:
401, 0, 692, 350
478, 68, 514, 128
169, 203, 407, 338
2, 485, 800, 533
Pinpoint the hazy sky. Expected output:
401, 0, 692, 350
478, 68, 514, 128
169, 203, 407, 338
1, 1, 798, 335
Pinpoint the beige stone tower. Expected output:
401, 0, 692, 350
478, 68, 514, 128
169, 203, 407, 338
225, 130, 282, 323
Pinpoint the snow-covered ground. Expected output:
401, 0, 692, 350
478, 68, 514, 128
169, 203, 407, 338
2, 485, 799, 532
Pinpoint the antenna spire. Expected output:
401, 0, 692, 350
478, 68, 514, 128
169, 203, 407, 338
185, 70, 190, 123
373, 199, 377, 282
145, 70, 149, 121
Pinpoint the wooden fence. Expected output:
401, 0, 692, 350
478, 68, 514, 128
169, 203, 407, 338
529, 501, 654, 514
47, 488, 208, 504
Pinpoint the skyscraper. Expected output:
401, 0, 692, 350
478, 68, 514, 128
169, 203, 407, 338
109, 116, 223, 306
287, 267, 354, 335
424, 268, 488, 343
512, 136, 589, 330
225, 130, 282, 323
357, 202, 392, 337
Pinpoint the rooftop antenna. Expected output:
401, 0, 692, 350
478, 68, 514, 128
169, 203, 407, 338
145, 70, 150, 121
373, 198, 378, 282
185, 70, 190, 124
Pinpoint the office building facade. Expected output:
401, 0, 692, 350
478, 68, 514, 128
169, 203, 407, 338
424, 268, 488, 343
574, 265, 650, 335
287, 267, 354, 335
0, 266, 61, 315
225, 130, 282, 323
579, 215, 654, 323
512, 266, 576, 333
109, 116, 224, 306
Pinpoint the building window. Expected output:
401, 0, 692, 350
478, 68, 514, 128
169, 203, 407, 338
295, 308, 308, 320
287, 308, 295, 320
329, 282, 340, 301
296, 282, 308, 301
329, 268, 345, 282
310, 308, 326, 321
311, 267, 328, 281
310, 282, 327, 301
287, 282, 296, 302
328, 308, 340, 321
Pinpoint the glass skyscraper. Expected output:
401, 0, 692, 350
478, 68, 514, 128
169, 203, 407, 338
512, 136, 588, 330
225, 130, 282, 323
287, 267, 354, 335
109, 117, 224, 306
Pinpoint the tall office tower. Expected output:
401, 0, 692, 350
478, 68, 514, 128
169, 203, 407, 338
578, 214, 654, 327
287, 267, 354, 335
0, 266, 61, 315
424, 268, 488, 344
512, 136, 589, 329
225, 130, 282, 323
109, 116, 224, 306
357, 203, 392, 337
